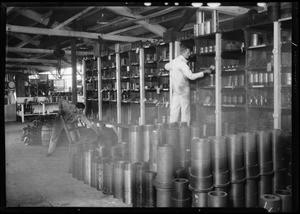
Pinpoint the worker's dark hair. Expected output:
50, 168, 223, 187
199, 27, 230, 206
180, 45, 190, 54
76, 102, 85, 109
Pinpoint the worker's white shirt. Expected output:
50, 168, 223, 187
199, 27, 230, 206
164, 55, 204, 95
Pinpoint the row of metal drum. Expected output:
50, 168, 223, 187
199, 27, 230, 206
68, 122, 292, 211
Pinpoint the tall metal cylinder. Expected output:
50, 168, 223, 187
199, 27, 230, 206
229, 180, 245, 207
72, 154, 78, 179
208, 191, 228, 207
191, 191, 209, 207
97, 156, 111, 191
142, 170, 156, 207
191, 138, 211, 160
91, 156, 98, 188
166, 127, 180, 172
134, 161, 148, 207
123, 162, 136, 205
259, 194, 281, 212
103, 161, 113, 195
113, 160, 125, 199
84, 149, 93, 186
149, 130, 159, 172
179, 126, 191, 168
227, 134, 243, 155
210, 136, 227, 158
156, 188, 172, 207
156, 123, 167, 145
272, 168, 286, 192
154, 144, 173, 189
259, 172, 273, 195
77, 153, 84, 181
172, 178, 190, 200
274, 189, 292, 212
143, 124, 154, 162
256, 130, 272, 164
191, 125, 202, 139
129, 125, 143, 163
245, 178, 258, 207
118, 141, 129, 161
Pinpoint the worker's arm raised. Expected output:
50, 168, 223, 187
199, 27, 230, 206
79, 114, 101, 136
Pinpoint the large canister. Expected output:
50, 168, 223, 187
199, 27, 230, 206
134, 162, 149, 207
179, 126, 191, 168
143, 125, 154, 162
171, 178, 191, 207
166, 127, 180, 172
113, 160, 125, 199
129, 125, 143, 163
208, 191, 228, 207
103, 161, 113, 195
142, 170, 156, 207
123, 162, 136, 205
149, 130, 159, 172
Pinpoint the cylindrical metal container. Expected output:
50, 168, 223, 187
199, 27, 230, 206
118, 141, 129, 161
97, 156, 110, 191
272, 168, 286, 192
156, 123, 167, 145
84, 149, 93, 186
274, 189, 292, 212
191, 191, 209, 207
179, 126, 191, 168
229, 181, 245, 199
176, 168, 188, 179
166, 127, 180, 172
208, 191, 228, 207
155, 144, 173, 189
210, 136, 227, 158
143, 125, 154, 162
172, 178, 190, 200
68, 144, 78, 174
228, 152, 244, 170
77, 154, 84, 181
91, 156, 98, 188
205, 21, 211, 34
72, 154, 78, 179
281, 2, 292, 18
191, 125, 202, 139
230, 167, 245, 183
191, 138, 211, 160
171, 178, 191, 207
191, 158, 212, 177
245, 178, 259, 207
111, 145, 122, 160
156, 188, 172, 207
189, 171, 213, 191
245, 193, 258, 208
242, 132, 257, 152
103, 161, 113, 195
123, 162, 136, 205
259, 160, 273, 175
244, 150, 258, 167
149, 130, 159, 172
212, 170, 229, 187
211, 156, 228, 173
227, 134, 243, 154
245, 164, 259, 179
134, 162, 148, 207
259, 194, 281, 212
129, 125, 143, 163
94, 145, 106, 157
259, 172, 273, 195
142, 170, 156, 207
113, 160, 125, 199
228, 197, 245, 208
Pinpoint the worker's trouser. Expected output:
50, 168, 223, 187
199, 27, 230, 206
47, 115, 77, 155
170, 93, 190, 126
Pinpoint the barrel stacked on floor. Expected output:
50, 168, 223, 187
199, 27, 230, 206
68, 125, 292, 210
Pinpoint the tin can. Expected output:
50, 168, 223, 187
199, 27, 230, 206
258, 73, 264, 84
285, 73, 291, 85
223, 95, 227, 104
268, 73, 274, 84
263, 73, 269, 84
238, 95, 244, 105
232, 95, 237, 105
200, 47, 204, 54
205, 21, 211, 34
249, 74, 254, 85
253, 73, 259, 84
209, 46, 213, 52
205, 46, 209, 53
227, 95, 232, 105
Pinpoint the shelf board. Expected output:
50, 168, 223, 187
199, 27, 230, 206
222, 104, 246, 108
199, 86, 215, 89
222, 86, 246, 89
160, 74, 169, 77
246, 44, 273, 50
248, 85, 273, 88
194, 33, 216, 40
222, 68, 245, 73
202, 104, 215, 107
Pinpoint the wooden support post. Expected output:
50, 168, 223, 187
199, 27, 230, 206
115, 44, 122, 142
273, 21, 281, 129
97, 56, 102, 121
71, 40, 77, 104
215, 33, 222, 136
82, 59, 86, 114
169, 42, 173, 105
139, 47, 145, 125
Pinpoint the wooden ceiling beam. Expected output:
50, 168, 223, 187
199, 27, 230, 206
52, 7, 95, 30
6, 57, 61, 64
6, 24, 155, 42
8, 32, 41, 46
106, 6, 166, 37
6, 64, 55, 71
6, 47, 94, 56
87, 6, 160, 31
200, 6, 249, 16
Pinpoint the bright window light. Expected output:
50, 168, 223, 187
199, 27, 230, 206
144, 2, 151, 6
207, 2, 221, 8
174, 2, 179, 5
257, 2, 266, 7
191, 2, 203, 7
165, 2, 169, 5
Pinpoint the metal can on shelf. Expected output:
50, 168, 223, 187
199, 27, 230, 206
238, 95, 244, 105
285, 73, 292, 85
268, 73, 274, 84
227, 95, 232, 105
232, 94, 237, 105
253, 73, 259, 84
258, 73, 264, 84
223, 95, 227, 104
249, 74, 254, 85
263, 73, 269, 84
209, 46, 213, 52
200, 47, 204, 54
205, 46, 209, 53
